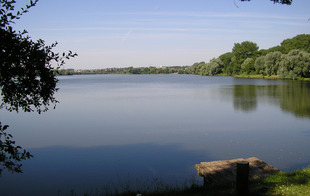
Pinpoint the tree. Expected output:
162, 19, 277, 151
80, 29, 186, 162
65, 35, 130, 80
240, 0, 292, 5
0, 122, 32, 174
196, 62, 208, 75
186, 62, 200, 74
254, 56, 266, 75
0, 0, 77, 175
280, 34, 310, 54
264, 51, 282, 76
231, 41, 259, 74
232, 41, 259, 58
219, 52, 234, 75
278, 49, 310, 79
241, 57, 255, 74
208, 58, 224, 76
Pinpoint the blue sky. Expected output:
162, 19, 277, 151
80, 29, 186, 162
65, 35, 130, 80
13, 0, 310, 69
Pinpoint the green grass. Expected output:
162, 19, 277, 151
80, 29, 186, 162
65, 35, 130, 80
258, 167, 310, 195
233, 74, 310, 81
233, 74, 280, 80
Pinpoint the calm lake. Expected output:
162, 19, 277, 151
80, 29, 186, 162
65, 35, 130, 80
1, 74, 310, 195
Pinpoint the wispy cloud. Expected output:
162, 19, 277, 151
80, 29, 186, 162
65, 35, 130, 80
35, 21, 306, 35
122, 29, 133, 42
35, 27, 250, 34
87, 11, 305, 20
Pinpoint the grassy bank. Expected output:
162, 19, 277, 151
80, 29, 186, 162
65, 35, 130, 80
256, 167, 310, 195
233, 74, 280, 80
82, 167, 310, 196
233, 74, 310, 81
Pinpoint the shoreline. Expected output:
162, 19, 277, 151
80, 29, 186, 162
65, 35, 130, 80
233, 74, 310, 81
57, 71, 310, 81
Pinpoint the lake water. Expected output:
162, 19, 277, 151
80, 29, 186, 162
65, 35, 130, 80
1, 74, 310, 196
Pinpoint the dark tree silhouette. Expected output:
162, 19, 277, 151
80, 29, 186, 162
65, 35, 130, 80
0, 0, 77, 175
240, 0, 292, 5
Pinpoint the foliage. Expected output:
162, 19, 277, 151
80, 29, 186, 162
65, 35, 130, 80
0, 0, 76, 175
187, 34, 310, 79
254, 56, 266, 75
219, 52, 234, 75
241, 57, 255, 74
196, 58, 224, 76
64, 34, 309, 80
206, 58, 224, 75
280, 34, 310, 53
240, 0, 292, 5
278, 49, 310, 79
264, 51, 282, 76
0, 1, 77, 113
232, 41, 259, 58
0, 122, 33, 174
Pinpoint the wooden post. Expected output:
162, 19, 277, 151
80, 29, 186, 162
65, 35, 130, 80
236, 161, 249, 196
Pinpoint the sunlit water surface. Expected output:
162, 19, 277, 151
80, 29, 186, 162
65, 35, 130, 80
1, 74, 310, 196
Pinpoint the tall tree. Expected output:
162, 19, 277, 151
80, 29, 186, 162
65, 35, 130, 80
231, 41, 259, 74
264, 51, 282, 76
232, 41, 259, 58
219, 52, 234, 75
254, 56, 266, 75
278, 49, 310, 79
0, 0, 77, 175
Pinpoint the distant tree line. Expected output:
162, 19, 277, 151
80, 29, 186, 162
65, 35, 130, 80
57, 66, 188, 75
58, 34, 309, 80
185, 34, 310, 80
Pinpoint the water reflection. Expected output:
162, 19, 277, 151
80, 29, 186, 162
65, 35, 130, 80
233, 85, 257, 112
279, 81, 310, 118
1, 75, 310, 196
232, 81, 310, 118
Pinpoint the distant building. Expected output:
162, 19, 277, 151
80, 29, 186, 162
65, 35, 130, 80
156, 66, 167, 69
